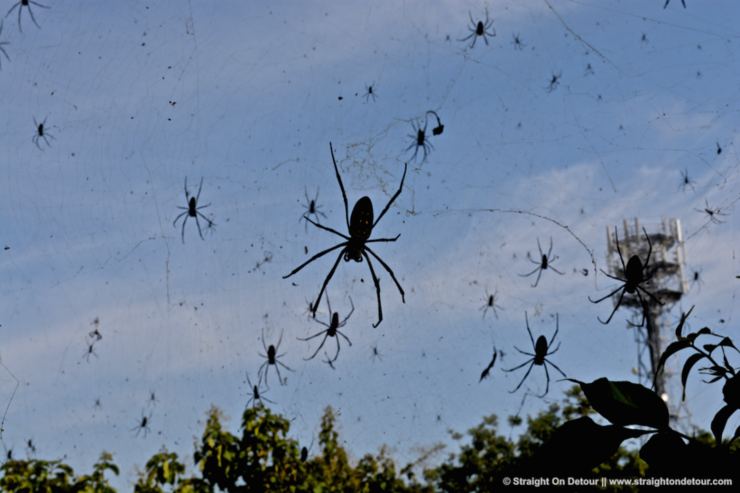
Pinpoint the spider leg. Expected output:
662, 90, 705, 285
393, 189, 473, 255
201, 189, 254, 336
546, 359, 567, 378
483, 34, 489, 46
519, 266, 541, 277
548, 314, 559, 347
257, 361, 268, 386
512, 347, 536, 358
336, 330, 352, 346
195, 177, 204, 203
641, 227, 653, 269
546, 341, 561, 356
180, 215, 189, 243
298, 329, 330, 342
540, 363, 551, 397
365, 246, 405, 302
273, 364, 283, 386
337, 297, 354, 325
524, 312, 535, 346
549, 266, 565, 275
301, 332, 329, 360
191, 214, 204, 240
308, 250, 346, 319
503, 357, 535, 373
636, 284, 664, 306
596, 287, 627, 325
588, 284, 624, 304
304, 216, 350, 240
600, 271, 628, 283
362, 251, 384, 328
507, 361, 536, 394
276, 359, 294, 372
283, 242, 347, 279
531, 267, 543, 288
329, 143, 350, 230
26, 4, 40, 30
373, 162, 407, 227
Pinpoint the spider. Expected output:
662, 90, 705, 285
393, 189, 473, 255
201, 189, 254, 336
147, 390, 158, 407
245, 371, 275, 409
26, 439, 35, 455
640, 33, 648, 47
303, 298, 315, 318
479, 346, 497, 383
258, 328, 294, 387
503, 313, 566, 397
694, 198, 727, 224
94, 397, 102, 409
298, 295, 354, 362
584, 63, 594, 76
363, 83, 377, 103
405, 118, 434, 164
300, 438, 314, 462
426, 110, 444, 136
82, 343, 98, 362
283, 143, 406, 328
717, 142, 722, 155
479, 287, 504, 319
370, 344, 383, 362
518, 237, 565, 288
5, 0, 48, 33
31, 116, 54, 150
588, 227, 664, 326
511, 32, 526, 50
132, 410, 152, 437
0, 21, 10, 70
690, 268, 704, 292
679, 168, 696, 193
545, 72, 562, 93
173, 177, 212, 243
301, 187, 327, 232
458, 10, 495, 49
664, 0, 686, 8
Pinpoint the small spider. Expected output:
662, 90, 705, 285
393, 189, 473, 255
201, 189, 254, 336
503, 313, 566, 397
283, 143, 406, 328
0, 21, 10, 70
694, 198, 727, 225
26, 439, 35, 455
245, 371, 275, 409
5, 448, 12, 461
301, 187, 327, 232
545, 72, 562, 93
31, 116, 55, 150
426, 110, 444, 136
479, 287, 504, 319
664, 0, 686, 8
258, 328, 294, 387
5, 0, 49, 33
147, 390, 158, 407
405, 118, 434, 164
298, 295, 354, 363
679, 168, 696, 193
303, 298, 315, 318
690, 268, 704, 292
717, 142, 722, 155
94, 397, 102, 409
589, 227, 664, 326
511, 32, 526, 50
584, 63, 594, 76
173, 177, 212, 243
479, 346, 497, 382
82, 343, 98, 362
370, 344, 383, 362
518, 237, 565, 288
363, 83, 377, 103
458, 10, 496, 49
132, 410, 152, 438
641, 33, 648, 47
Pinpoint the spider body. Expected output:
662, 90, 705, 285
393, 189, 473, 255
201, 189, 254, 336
298, 296, 353, 362
364, 84, 376, 103
405, 119, 434, 164
546, 72, 562, 93
480, 288, 503, 319
301, 187, 327, 232
6, 0, 48, 33
690, 269, 704, 292
173, 177, 212, 243
588, 227, 663, 326
245, 372, 275, 408
479, 347, 497, 382
32, 117, 54, 150
503, 313, 566, 397
258, 328, 294, 387
518, 237, 564, 288
511, 32, 525, 50
132, 411, 152, 437
283, 143, 406, 328
679, 169, 695, 193
694, 198, 727, 224
458, 10, 495, 49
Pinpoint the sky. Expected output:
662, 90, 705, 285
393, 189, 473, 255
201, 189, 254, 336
1, 0, 739, 488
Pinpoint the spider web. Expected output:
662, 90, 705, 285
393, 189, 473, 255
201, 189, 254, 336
2, 1, 739, 487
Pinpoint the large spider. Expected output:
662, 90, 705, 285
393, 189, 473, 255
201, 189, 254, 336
405, 118, 434, 164
173, 177, 212, 243
0, 21, 10, 70
694, 198, 727, 224
588, 227, 663, 326
479, 287, 504, 319
32, 117, 54, 150
503, 313, 566, 397
258, 328, 294, 387
518, 237, 565, 288
298, 295, 353, 362
363, 83, 377, 103
132, 410, 152, 438
458, 10, 496, 49
245, 371, 275, 409
511, 32, 526, 50
5, 0, 48, 33
300, 187, 327, 232
679, 168, 696, 193
283, 143, 406, 328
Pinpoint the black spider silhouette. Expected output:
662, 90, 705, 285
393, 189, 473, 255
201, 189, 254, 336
258, 328, 294, 387
405, 118, 434, 164
364, 83, 377, 103
690, 268, 704, 292
545, 72, 562, 93
717, 142, 722, 155
584, 63, 594, 76
694, 198, 727, 224
641, 33, 648, 47
480, 288, 503, 319
5, 0, 48, 33
301, 187, 327, 232
0, 21, 10, 70
283, 143, 406, 328
664, 0, 686, 8
370, 344, 383, 362
679, 168, 696, 193
132, 410, 152, 438
298, 295, 353, 362
458, 10, 495, 49
426, 110, 444, 136
31, 117, 54, 150
245, 371, 275, 409
147, 390, 158, 407
82, 343, 98, 363
589, 227, 663, 326
94, 397, 102, 409
503, 313, 566, 397
519, 237, 565, 288
26, 439, 35, 455
479, 346, 497, 382
173, 177, 212, 243
511, 32, 526, 50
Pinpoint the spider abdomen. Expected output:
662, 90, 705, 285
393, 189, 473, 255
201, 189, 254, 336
350, 196, 374, 239
624, 256, 644, 292
534, 336, 548, 364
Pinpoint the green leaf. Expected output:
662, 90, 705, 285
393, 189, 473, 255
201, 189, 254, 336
564, 378, 669, 429
654, 340, 692, 389
711, 404, 738, 444
681, 353, 706, 401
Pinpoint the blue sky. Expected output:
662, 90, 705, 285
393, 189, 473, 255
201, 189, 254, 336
1, 0, 739, 488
